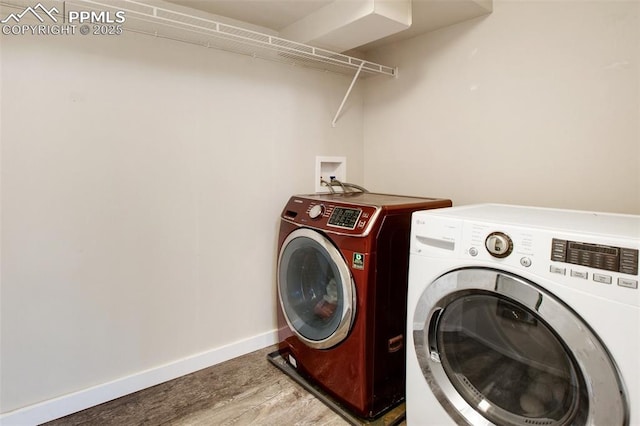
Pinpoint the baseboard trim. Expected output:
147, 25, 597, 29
0, 330, 278, 426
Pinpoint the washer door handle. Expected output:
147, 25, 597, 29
428, 308, 443, 363
388, 335, 403, 353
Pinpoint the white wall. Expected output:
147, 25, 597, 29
364, 0, 640, 214
0, 30, 364, 417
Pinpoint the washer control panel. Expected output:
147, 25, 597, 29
411, 205, 640, 306
282, 196, 380, 236
548, 238, 638, 289
550, 238, 638, 275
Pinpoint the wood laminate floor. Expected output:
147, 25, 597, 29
43, 346, 406, 426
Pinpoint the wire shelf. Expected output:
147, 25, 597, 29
1, 0, 396, 125
16, 0, 397, 78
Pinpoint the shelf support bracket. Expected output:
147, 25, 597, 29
332, 62, 365, 128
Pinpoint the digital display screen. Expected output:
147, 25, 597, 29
551, 238, 638, 275
328, 207, 361, 230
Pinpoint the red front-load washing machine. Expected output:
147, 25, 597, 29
276, 192, 452, 418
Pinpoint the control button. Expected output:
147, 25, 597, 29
570, 270, 588, 280
308, 204, 324, 219
618, 278, 638, 289
485, 232, 513, 258
593, 274, 612, 285
550, 265, 566, 275
520, 257, 532, 267
550, 239, 567, 262
620, 248, 639, 275
469, 247, 478, 257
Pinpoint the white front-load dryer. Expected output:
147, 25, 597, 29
406, 204, 639, 425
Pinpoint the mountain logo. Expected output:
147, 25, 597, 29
1, 3, 59, 24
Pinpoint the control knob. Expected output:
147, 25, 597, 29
485, 232, 513, 258
308, 204, 325, 219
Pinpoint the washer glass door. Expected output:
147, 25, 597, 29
413, 268, 627, 426
278, 228, 356, 350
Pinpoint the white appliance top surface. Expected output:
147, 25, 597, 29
417, 204, 640, 240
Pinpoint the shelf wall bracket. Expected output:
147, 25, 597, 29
332, 62, 365, 128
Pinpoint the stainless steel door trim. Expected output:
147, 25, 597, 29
413, 267, 628, 426
277, 228, 356, 350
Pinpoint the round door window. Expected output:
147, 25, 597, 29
435, 293, 586, 425
413, 268, 627, 426
278, 228, 355, 349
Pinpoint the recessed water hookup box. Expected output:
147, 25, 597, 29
315, 156, 347, 193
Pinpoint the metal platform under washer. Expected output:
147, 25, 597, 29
267, 351, 406, 426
